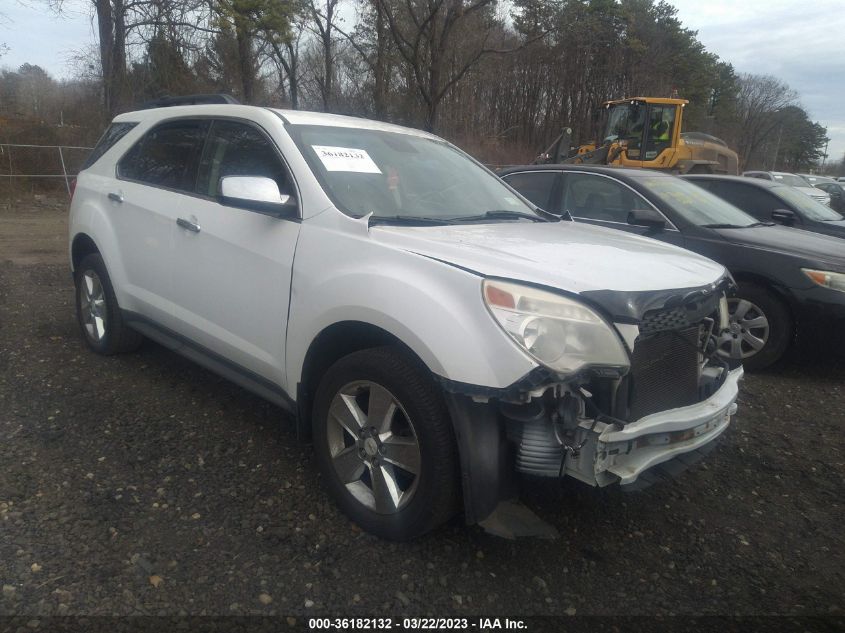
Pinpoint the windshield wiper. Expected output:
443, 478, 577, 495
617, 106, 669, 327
451, 210, 557, 223
367, 215, 456, 226
701, 223, 750, 229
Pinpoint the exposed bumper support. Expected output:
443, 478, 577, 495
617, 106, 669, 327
590, 366, 743, 486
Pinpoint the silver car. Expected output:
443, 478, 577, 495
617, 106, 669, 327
743, 170, 831, 206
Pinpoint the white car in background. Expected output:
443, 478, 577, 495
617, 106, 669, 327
743, 170, 831, 206
68, 96, 742, 540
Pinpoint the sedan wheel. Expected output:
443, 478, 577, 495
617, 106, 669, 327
718, 298, 769, 360
715, 282, 792, 370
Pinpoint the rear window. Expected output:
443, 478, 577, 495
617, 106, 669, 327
81, 122, 138, 170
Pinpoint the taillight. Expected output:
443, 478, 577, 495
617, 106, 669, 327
69, 178, 77, 201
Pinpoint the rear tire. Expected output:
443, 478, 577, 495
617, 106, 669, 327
74, 253, 143, 355
312, 346, 459, 540
718, 282, 792, 370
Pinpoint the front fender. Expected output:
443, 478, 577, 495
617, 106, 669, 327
285, 214, 538, 392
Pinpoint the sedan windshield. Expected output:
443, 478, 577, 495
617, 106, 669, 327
639, 176, 759, 227
286, 124, 542, 222
774, 185, 844, 222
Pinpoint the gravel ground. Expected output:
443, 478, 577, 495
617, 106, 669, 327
1, 199, 844, 622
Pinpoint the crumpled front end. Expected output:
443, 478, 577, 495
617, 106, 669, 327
503, 284, 741, 488
443, 277, 743, 537
557, 365, 741, 489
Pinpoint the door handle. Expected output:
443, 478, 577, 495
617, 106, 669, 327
177, 218, 201, 233
107, 192, 123, 203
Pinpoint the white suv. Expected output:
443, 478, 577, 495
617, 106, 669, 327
69, 99, 743, 540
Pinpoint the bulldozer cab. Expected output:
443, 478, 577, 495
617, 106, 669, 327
598, 98, 684, 168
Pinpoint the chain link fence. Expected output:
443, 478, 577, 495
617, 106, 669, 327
0, 143, 93, 197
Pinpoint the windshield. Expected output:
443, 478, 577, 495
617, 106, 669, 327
639, 176, 759, 227
774, 185, 844, 221
771, 173, 808, 187
286, 124, 540, 222
603, 103, 646, 145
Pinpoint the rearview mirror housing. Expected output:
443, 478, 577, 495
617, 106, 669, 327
219, 176, 297, 218
627, 208, 666, 229
771, 208, 796, 225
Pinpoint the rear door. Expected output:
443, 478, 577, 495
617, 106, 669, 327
169, 119, 301, 387
558, 172, 685, 247
500, 171, 560, 212
113, 119, 210, 327
706, 180, 802, 226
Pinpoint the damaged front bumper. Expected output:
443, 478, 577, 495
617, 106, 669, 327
564, 366, 743, 487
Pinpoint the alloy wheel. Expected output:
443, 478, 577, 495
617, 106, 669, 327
79, 270, 107, 343
326, 381, 421, 514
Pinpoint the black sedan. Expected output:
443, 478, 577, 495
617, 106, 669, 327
682, 174, 845, 239
499, 165, 845, 369
814, 181, 845, 214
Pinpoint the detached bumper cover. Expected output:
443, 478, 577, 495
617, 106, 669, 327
595, 366, 743, 485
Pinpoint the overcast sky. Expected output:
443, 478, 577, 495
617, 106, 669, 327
2, 0, 844, 163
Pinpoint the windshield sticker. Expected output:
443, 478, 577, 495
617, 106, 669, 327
312, 146, 382, 174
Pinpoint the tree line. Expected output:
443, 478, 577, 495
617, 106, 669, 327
0, 0, 838, 174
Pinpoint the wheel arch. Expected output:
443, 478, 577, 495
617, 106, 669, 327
729, 270, 796, 318
295, 320, 432, 440
71, 232, 101, 272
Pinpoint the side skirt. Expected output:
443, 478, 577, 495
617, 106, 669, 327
122, 310, 296, 415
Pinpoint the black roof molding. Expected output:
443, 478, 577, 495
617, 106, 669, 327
138, 94, 241, 110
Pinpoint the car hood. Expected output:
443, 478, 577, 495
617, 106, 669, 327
797, 186, 828, 198
372, 221, 726, 295
713, 225, 845, 269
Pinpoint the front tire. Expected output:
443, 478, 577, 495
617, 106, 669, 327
718, 282, 792, 370
312, 347, 459, 540
74, 253, 143, 355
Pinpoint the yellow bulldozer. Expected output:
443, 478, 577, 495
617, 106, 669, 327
536, 97, 739, 175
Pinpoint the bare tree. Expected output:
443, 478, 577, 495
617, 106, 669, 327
377, 0, 527, 132
305, 0, 340, 111
734, 74, 798, 170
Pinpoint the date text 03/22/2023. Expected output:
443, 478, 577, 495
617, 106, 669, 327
308, 617, 529, 631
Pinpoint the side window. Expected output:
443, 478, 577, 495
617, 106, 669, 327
562, 173, 645, 223
503, 172, 557, 211
82, 122, 138, 170
197, 120, 291, 198
118, 120, 209, 191
643, 105, 676, 160
708, 182, 778, 220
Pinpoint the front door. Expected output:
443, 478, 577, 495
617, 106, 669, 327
170, 119, 301, 388
558, 172, 685, 247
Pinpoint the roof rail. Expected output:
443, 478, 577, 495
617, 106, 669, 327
138, 94, 241, 110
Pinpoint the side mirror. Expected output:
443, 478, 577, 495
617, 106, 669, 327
771, 208, 796, 225
627, 207, 666, 229
219, 176, 297, 218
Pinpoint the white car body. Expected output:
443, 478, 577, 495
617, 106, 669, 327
69, 103, 742, 537
743, 170, 831, 206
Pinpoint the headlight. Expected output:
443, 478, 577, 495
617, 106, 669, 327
482, 279, 629, 375
802, 269, 845, 293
